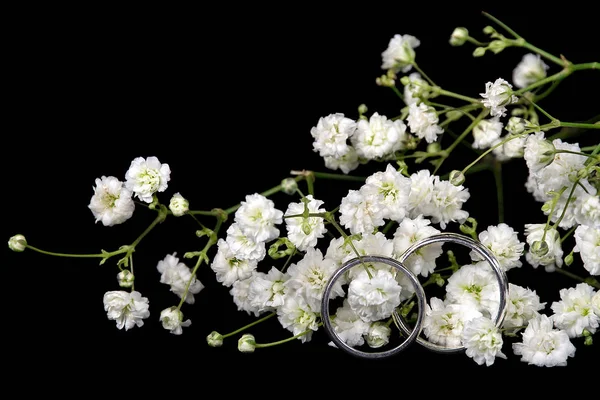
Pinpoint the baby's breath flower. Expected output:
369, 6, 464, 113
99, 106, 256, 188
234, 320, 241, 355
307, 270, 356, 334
551, 283, 599, 338
238, 334, 256, 353
103, 290, 150, 331
125, 156, 171, 203
480, 78, 518, 117
280, 178, 298, 195
381, 34, 420, 73
169, 192, 189, 217
449, 27, 469, 46
160, 307, 191, 335
117, 270, 134, 288
573, 225, 600, 275
461, 316, 506, 366
365, 322, 392, 348
513, 53, 549, 89
406, 102, 444, 144
207, 331, 224, 347
89, 176, 135, 226
8, 234, 27, 252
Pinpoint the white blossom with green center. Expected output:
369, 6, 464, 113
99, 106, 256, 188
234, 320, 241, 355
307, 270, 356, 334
550, 282, 599, 338
461, 316, 506, 366
88, 175, 134, 226
351, 112, 407, 160
445, 262, 500, 318
234, 193, 283, 243
361, 164, 412, 221
392, 215, 442, 277
422, 297, 482, 348
347, 269, 402, 322
103, 290, 150, 331
248, 266, 289, 313
124, 156, 171, 203
210, 238, 258, 287
310, 112, 357, 158
470, 223, 525, 271
502, 283, 546, 331
284, 194, 327, 251
277, 292, 319, 343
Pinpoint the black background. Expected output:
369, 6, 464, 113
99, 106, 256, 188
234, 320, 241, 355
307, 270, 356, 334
3, 3, 600, 392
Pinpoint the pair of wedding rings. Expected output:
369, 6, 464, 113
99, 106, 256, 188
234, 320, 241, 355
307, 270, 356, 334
320, 232, 509, 359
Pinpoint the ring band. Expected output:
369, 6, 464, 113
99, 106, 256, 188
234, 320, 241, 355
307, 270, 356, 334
393, 232, 509, 353
321, 255, 427, 359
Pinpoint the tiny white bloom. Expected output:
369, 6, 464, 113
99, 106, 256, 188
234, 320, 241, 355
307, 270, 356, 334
512, 314, 576, 367
406, 102, 443, 144
328, 299, 370, 348
247, 266, 289, 313
592, 291, 600, 317
365, 321, 392, 348
502, 283, 546, 331
124, 156, 171, 203
339, 189, 385, 235
8, 234, 27, 252
89, 176, 135, 226
403, 72, 429, 105
277, 292, 320, 343
461, 316, 506, 366
168, 192, 189, 217
445, 262, 500, 318
472, 117, 503, 149
523, 131, 555, 173
422, 297, 483, 348
323, 146, 360, 175
157, 253, 204, 304
407, 169, 435, 217
512, 53, 549, 89
234, 193, 283, 243
103, 290, 150, 331
160, 307, 191, 335
284, 195, 327, 251
381, 34, 420, 73
238, 333, 256, 353
347, 269, 402, 322
420, 175, 470, 229
574, 193, 600, 229
351, 112, 407, 159
470, 223, 525, 271
361, 164, 412, 221
310, 113, 357, 158
280, 178, 298, 195
225, 222, 267, 262
524, 224, 563, 270
392, 215, 443, 277
230, 275, 261, 317
551, 283, 599, 338
573, 225, 600, 275
210, 238, 258, 287
480, 78, 518, 117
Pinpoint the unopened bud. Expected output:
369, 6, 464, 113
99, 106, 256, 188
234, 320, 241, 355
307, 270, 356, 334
8, 234, 27, 252
449, 27, 469, 46
169, 192, 189, 217
358, 104, 368, 116
473, 47, 486, 57
488, 40, 507, 54
483, 26, 496, 35
238, 333, 256, 353
281, 178, 298, 195
506, 117, 526, 135
564, 252, 574, 267
117, 269, 135, 288
427, 142, 441, 154
449, 170, 465, 186
207, 331, 224, 347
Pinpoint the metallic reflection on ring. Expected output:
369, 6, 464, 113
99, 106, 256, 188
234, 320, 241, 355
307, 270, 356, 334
393, 232, 509, 353
321, 255, 426, 359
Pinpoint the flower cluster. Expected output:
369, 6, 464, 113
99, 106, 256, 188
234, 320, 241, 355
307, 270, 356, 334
8, 13, 599, 367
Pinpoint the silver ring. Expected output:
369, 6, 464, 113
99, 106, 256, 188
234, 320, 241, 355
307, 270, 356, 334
393, 232, 509, 353
321, 255, 427, 359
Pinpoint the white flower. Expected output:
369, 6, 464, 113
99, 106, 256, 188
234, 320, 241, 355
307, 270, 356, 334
361, 164, 412, 221
225, 223, 267, 262
160, 307, 191, 335
420, 175, 470, 229
124, 156, 171, 203
285, 247, 343, 311
310, 113, 357, 158
168, 192, 189, 217
472, 117, 503, 149
492, 134, 526, 160
593, 291, 600, 317
247, 267, 289, 313
277, 292, 320, 343
342, 231, 395, 267
328, 299, 370, 348
381, 34, 420, 73
347, 269, 402, 322
422, 297, 483, 348
103, 290, 150, 331
574, 225, 600, 275
574, 193, 600, 229
470, 223, 525, 271
445, 262, 500, 318
234, 193, 283, 243
365, 322, 392, 348
339, 189, 385, 235
512, 53, 549, 89
512, 314, 576, 367
206, 331, 224, 347
461, 316, 506, 366
406, 102, 444, 144
210, 238, 258, 287
502, 284, 546, 331
524, 224, 563, 270
8, 234, 27, 252
407, 169, 435, 217
392, 215, 443, 277
230, 275, 261, 317
88, 176, 135, 226
157, 253, 204, 304
324, 146, 360, 175
551, 283, 599, 338
238, 334, 256, 353
480, 78, 518, 117
351, 112, 407, 159
284, 195, 327, 251
403, 72, 429, 105
523, 131, 555, 173
117, 270, 134, 288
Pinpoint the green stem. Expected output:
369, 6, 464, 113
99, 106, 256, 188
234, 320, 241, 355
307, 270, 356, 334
312, 171, 367, 182
559, 122, 600, 130
222, 176, 305, 215
466, 36, 487, 47
221, 312, 277, 339
390, 85, 405, 103
412, 62, 436, 87
551, 181, 579, 229
255, 323, 323, 348
129, 254, 135, 292
560, 226, 577, 244
554, 149, 598, 159
460, 132, 528, 175
435, 87, 480, 104
554, 268, 600, 290
481, 11, 522, 39
492, 160, 504, 223
522, 41, 565, 67
131, 206, 168, 248
24, 245, 126, 258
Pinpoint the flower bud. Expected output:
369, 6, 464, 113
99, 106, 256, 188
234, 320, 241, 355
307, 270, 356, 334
365, 322, 391, 348
281, 178, 298, 195
483, 26, 496, 35
427, 142, 441, 154
488, 40, 507, 54
238, 333, 256, 353
506, 117, 526, 135
117, 269, 134, 288
8, 234, 27, 252
449, 170, 465, 186
449, 27, 469, 46
358, 104, 368, 116
473, 47, 486, 57
564, 252, 574, 267
207, 331, 224, 347
169, 193, 189, 217
400, 76, 411, 86
530, 240, 549, 257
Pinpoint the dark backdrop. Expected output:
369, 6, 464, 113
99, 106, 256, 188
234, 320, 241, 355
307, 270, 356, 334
3, 3, 599, 391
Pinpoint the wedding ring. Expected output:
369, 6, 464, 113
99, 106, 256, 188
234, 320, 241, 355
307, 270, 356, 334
321, 255, 427, 359
393, 232, 509, 353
